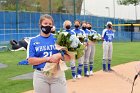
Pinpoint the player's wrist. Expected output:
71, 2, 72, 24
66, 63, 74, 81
46, 57, 51, 62
59, 50, 66, 61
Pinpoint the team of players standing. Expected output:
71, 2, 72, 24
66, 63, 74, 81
62, 20, 114, 80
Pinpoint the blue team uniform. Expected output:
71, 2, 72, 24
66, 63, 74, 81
69, 28, 85, 78
64, 29, 76, 35
27, 34, 59, 69
102, 29, 114, 71
102, 29, 114, 42
82, 29, 90, 36
90, 29, 97, 35
72, 28, 85, 35
82, 29, 91, 76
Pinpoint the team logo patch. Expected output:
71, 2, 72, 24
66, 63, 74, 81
34, 42, 40, 45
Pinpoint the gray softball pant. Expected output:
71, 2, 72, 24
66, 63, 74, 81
89, 43, 95, 62
70, 50, 85, 67
84, 42, 96, 65
84, 44, 91, 64
33, 70, 67, 93
103, 41, 113, 60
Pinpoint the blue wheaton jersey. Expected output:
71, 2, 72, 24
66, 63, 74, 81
102, 29, 114, 42
27, 34, 59, 69
72, 28, 85, 36
90, 29, 97, 35
81, 29, 91, 37
64, 29, 76, 35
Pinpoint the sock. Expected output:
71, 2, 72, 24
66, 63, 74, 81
108, 59, 111, 70
108, 64, 111, 70
84, 63, 88, 75
103, 64, 106, 71
89, 62, 93, 71
71, 66, 76, 78
77, 64, 83, 75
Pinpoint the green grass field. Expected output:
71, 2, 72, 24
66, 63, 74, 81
0, 42, 140, 93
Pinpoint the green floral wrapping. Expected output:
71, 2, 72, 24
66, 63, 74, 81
54, 31, 85, 59
75, 44, 85, 59
88, 33, 102, 42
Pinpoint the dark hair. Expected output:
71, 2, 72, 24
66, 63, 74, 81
86, 22, 92, 25
74, 20, 81, 24
81, 21, 87, 25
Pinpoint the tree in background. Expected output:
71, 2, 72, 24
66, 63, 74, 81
117, 0, 140, 5
0, 0, 83, 14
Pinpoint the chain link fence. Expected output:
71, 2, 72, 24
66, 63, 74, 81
0, 0, 139, 45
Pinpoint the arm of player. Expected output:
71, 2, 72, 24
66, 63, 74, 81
28, 52, 71, 65
28, 57, 51, 65
102, 29, 106, 40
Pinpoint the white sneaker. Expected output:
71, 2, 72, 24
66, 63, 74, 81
72, 76, 77, 82
86, 71, 89, 75
77, 74, 82, 79
84, 71, 90, 77
89, 71, 93, 76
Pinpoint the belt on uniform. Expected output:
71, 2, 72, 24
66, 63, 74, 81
36, 68, 43, 71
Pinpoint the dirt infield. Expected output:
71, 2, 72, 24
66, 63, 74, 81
23, 61, 140, 93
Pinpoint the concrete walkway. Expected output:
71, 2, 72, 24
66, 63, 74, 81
10, 72, 33, 80
0, 63, 8, 69
23, 61, 140, 93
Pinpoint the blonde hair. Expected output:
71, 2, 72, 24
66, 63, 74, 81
39, 14, 54, 25
63, 20, 72, 29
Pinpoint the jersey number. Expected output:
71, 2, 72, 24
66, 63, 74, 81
43, 51, 53, 57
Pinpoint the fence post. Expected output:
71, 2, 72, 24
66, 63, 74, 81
49, 0, 52, 15
130, 23, 133, 42
73, 0, 76, 21
16, 0, 19, 40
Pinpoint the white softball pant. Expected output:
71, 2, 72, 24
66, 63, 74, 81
103, 41, 113, 60
33, 70, 67, 93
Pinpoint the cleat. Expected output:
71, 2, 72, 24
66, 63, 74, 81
77, 74, 82, 79
84, 71, 90, 77
89, 71, 93, 76
108, 69, 114, 72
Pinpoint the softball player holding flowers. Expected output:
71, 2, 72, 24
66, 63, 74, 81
62, 20, 77, 80
86, 22, 97, 75
81, 21, 91, 77
72, 20, 86, 79
27, 14, 70, 93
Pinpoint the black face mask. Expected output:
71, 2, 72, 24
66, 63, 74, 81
107, 24, 112, 29
74, 25, 79, 29
87, 27, 91, 30
66, 25, 71, 29
51, 31, 55, 34
82, 26, 87, 30
41, 25, 52, 34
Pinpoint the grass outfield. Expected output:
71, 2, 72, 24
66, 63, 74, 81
0, 42, 140, 93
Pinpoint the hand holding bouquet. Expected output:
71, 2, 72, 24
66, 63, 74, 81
88, 33, 102, 42
43, 47, 70, 77
43, 31, 85, 77
55, 31, 85, 59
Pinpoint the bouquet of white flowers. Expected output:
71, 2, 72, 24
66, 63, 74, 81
76, 33, 87, 43
42, 31, 85, 77
88, 33, 102, 42
55, 31, 85, 59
